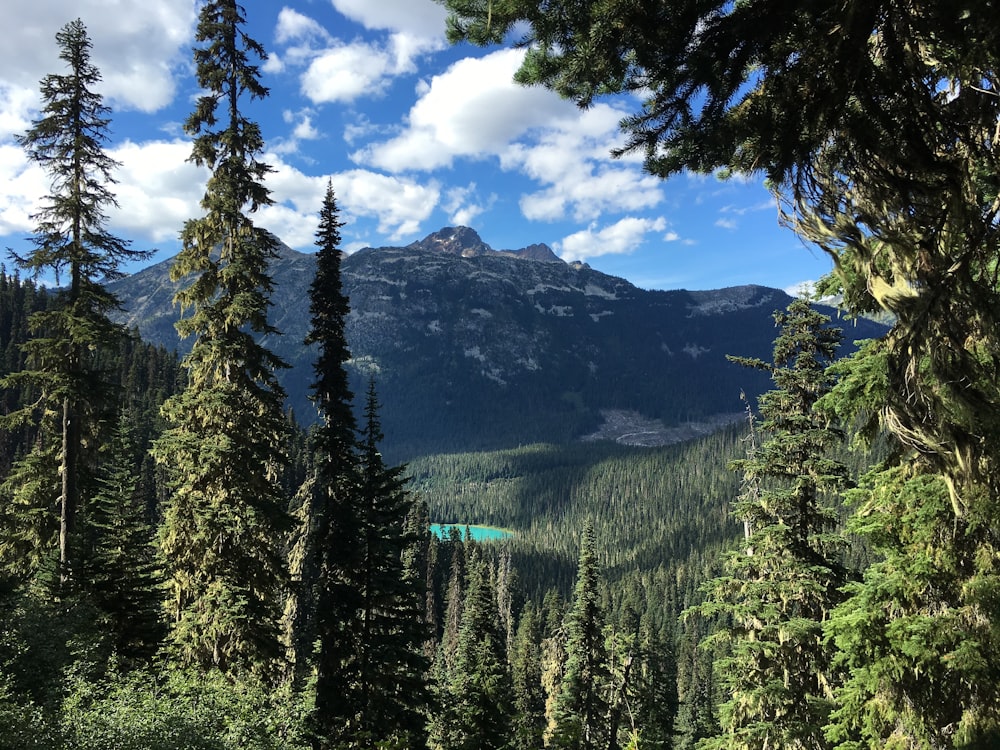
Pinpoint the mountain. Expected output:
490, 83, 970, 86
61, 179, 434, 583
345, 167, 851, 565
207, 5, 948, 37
109, 227, 885, 460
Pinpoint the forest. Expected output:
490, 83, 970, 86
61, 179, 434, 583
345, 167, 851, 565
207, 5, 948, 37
3, 1, 1000, 749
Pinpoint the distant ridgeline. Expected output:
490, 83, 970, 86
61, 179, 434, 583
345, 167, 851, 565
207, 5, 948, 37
110, 226, 887, 460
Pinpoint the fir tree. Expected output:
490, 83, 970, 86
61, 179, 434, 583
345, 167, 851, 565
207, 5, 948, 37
1, 18, 145, 584
511, 603, 547, 750
152, 0, 290, 676
549, 519, 611, 750
79, 412, 164, 664
349, 379, 430, 747
697, 299, 848, 750
444, 549, 514, 750
294, 180, 362, 746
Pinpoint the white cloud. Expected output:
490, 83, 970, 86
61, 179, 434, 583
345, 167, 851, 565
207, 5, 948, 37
301, 42, 396, 103
276, 7, 331, 45
0, 84, 39, 142
274, 4, 443, 106
785, 280, 818, 298
0, 144, 44, 237
334, 169, 440, 239
357, 48, 577, 171
505, 105, 664, 222
109, 140, 206, 243
715, 217, 738, 230
331, 0, 448, 38
260, 160, 441, 245
0, 1, 195, 114
443, 184, 496, 227
555, 217, 669, 262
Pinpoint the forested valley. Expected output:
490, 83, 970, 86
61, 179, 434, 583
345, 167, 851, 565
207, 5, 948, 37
5, 2, 1000, 749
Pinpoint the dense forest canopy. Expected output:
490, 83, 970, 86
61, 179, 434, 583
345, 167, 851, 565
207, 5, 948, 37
2, 1, 999, 748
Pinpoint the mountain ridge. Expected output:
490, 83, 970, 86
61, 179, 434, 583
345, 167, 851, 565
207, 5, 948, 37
110, 226, 885, 460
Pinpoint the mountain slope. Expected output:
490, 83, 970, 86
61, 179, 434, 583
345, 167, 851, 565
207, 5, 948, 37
110, 227, 885, 460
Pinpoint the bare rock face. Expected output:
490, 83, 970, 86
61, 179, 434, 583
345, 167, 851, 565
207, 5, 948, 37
110, 227, 885, 459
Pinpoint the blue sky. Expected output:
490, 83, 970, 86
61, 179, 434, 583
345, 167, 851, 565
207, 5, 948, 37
0, 0, 833, 293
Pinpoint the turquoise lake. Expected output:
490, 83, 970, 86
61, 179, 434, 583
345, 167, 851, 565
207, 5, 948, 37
430, 524, 513, 542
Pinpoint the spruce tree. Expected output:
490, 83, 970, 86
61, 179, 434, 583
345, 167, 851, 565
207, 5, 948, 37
445, 548, 514, 750
697, 299, 848, 750
79, 412, 164, 663
350, 379, 430, 747
821, 340, 1000, 747
511, 603, 547, 750
1, 19, 145, 584
549, 519, 611, 750
295, 180, 361, 745
152, 0, 290, 676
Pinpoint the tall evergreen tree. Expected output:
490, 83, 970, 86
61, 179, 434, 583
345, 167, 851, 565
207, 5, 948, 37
438, 548, 514, 750
349, 379, 430, 747
511, 603, 547, 750
78, 411, 164, 663
697, 299, 848, 750
152, 0, 290, 676
549, 519, 611, 750
1, 19, 145, 584
821, 340, 1000, 747
295, 180, 362, 746
441, 7, 1000, 738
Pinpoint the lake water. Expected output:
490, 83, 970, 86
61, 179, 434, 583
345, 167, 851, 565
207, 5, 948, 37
430, 524, 513, 542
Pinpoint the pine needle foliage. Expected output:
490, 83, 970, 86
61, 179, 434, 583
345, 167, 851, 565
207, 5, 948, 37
697, 299, 849, 750
1, 18, 146, 584
549, 519, 611, 750
152, 0, 290, 678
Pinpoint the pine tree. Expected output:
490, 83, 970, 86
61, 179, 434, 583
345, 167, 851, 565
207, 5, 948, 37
630, 619, 678, 750
1, 19, 145, 584
152, 0, 290, 676
445, 548, 514, 750
549, 519, 611, 750
511, 603, 547, 750
78, 412, 164, 664
349, 379, 430, 747
697, 299, 848, 750
821, 340, 1000, 747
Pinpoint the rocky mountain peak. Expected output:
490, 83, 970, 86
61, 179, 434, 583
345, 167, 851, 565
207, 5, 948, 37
408, 226, 562, 263
408, 226, 491, 257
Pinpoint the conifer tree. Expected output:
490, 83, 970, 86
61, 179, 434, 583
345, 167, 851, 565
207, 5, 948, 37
511, 603, 547, 750
79, 412, 164, 663
349, 379, 430, 747
297, 180, 364, 746
441, 548, 514, 750
152, 0, 290, 676
697, 299, 847, 750
630, 619, 678, 750
290, 180, 361, 724
821, 340, 1000, 747
549, 519, 611, 750
1, 19, 145, 584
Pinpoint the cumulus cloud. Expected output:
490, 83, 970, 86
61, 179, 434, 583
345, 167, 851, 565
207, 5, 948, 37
555, 217, 669, 262
0, 144, 45, 237
301, 42, 397, 103
443, 184, 496, 227
273, 4, 445, 106
0, 1, 195, 114
504, 104, 664, 222
109, 139, 206, 243
331, 0, 449, 39
356, 48, 578, 171
259, 159, 441, 245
